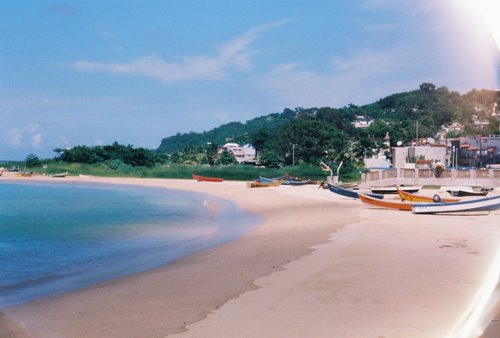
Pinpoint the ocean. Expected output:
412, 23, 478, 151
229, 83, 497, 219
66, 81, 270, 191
0, 181, 259, 307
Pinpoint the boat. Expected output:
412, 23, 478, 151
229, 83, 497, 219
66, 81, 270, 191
259, 175, 286, 182
260, 175, 316, 186
328, 183, 384, 200
15, 171, 33, 177
359, 193, 412, 211
370, 185, 422, 194
51, 172, 68, 178
397, 189, 460, 203
192, 174, 223, 182
247, 181, 282, 188
446, 188, 491, 197
412, 194, 500, 214
282, 179, 316, 186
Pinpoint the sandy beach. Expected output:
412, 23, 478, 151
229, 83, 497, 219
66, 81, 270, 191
1, 176, 499, 337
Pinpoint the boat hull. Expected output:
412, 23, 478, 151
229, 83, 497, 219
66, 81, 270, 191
247, 181, 282, 188
370, 185, 422, 194
446, 189, 489, 197
328, 183, 384, 200
192, 174, 223, 182
412, 194, 500, 214
359, 193, 412, 211
397, 189, 460, 203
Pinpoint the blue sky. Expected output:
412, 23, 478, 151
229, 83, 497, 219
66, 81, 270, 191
1, 0, 499, 160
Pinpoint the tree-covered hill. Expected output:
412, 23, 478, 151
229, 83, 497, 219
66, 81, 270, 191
157, 83, 499, 156
157, 108, 297, 153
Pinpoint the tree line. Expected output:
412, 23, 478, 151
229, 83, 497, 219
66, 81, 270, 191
22, 83, 499, 178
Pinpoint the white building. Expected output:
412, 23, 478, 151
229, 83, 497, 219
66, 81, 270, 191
221, 143, 256, 164
352, 115, 374, 128
391, 145, 447, 169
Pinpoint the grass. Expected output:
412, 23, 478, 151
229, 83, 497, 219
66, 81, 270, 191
4, 160, 354, 182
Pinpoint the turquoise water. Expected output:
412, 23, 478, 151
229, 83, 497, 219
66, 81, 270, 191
0, 181, 258, 307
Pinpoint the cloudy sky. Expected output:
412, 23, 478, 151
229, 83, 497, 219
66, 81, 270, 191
1, 0, 499, 160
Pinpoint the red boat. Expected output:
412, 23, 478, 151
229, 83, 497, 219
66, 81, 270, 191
192, 174, 223, 182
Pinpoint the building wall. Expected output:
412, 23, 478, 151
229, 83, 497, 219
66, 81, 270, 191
392, 147, 409, 169
413, 146, 447, 164
391, 146, 447, 169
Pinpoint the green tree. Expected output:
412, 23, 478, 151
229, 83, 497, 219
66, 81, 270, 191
205, 142, 219, 166
259, 149, 282, 168
352, 135, 376, 162
25, 153, 41, 167
216, 149, 237, 165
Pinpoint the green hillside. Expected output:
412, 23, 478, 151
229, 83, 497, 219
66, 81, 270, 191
157, 108, 297, 153
157, 83, 499, 155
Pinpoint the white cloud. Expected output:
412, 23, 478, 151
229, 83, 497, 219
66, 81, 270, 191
31, 133, 43, 149
72, 21, 288, 84
258, 47, 415, 108
5, 124, 43, 149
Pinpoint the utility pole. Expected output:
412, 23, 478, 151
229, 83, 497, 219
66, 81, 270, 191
292, 144, 296, 166
416, 120, 419, 145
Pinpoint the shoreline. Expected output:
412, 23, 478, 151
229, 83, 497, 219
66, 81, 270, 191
1, 176, 499, 337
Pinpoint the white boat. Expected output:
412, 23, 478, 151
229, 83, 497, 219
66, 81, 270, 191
412, 194, 500, 214
370, 185, 422, 194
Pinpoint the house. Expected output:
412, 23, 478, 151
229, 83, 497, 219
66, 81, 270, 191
352, 115, 374, 128
391, 145, 447, 169
456, 135, 500, 167
221, 143, 256, 164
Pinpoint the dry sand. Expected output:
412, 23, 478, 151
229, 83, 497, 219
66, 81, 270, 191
1, 176, 499, 337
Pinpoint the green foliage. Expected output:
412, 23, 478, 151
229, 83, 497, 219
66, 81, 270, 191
56, 142, 158, 167
216, 149, 237, 165
25, 153, 41, 167
157, 108, 297, 153
259, 149, 283, 168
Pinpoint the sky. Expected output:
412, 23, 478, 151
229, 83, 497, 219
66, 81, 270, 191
1, 0, 499, 160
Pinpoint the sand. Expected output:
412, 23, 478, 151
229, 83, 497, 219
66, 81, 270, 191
1, 176, 499, 337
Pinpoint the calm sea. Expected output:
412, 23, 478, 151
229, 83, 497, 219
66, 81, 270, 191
0, 181, 259, 307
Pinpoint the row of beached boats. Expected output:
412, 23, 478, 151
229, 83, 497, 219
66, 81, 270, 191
192, 173, 317, 188
327, 183, 500, 214
192, 173, 499, 214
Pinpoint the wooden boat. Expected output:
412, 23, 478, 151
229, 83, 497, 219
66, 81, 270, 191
282, 179, 316, 186
51, 172, 68, 178
412, 194, 500, 214
370, 185, 422, 194
446, 188, 490, 197
260, 175, 286, 181
284, 175, 317, 185
247, 181, 282, 188
359, 193, 412, 211
15, 171, 33, 177
328, 183, 384, 200
397, 189, 460, 203
260, 176, 315, 186
192, 174, 223, 182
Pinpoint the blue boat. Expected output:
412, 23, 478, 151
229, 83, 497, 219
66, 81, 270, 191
328, 183, 384, 200
259, 176, 315, 186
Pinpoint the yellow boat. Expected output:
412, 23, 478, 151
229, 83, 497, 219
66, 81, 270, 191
246, 181, 282, 188
397, 189, 460, 203
15, 171, 33, 177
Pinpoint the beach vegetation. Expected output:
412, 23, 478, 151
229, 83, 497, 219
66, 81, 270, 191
216, 149, 237, 165
10, 83, 499, 182
25, 153, 41, 167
